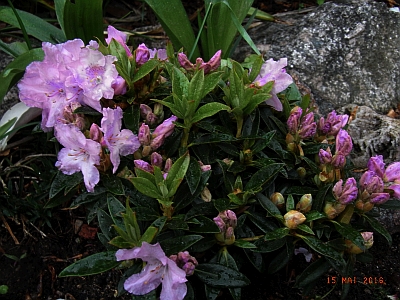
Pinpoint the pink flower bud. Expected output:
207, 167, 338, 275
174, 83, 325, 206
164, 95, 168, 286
135, 43, 150, 65
319, 148, 332, 164
345, 232, 373, 254
199, 50, 221, 73
138, 123, 151, 146
149, 134, 165, 150
178, 52, 194, 70
164, 158, 173, 173
367, 155, 385, 178
384, 162, 400, 183
134, 159, 154, 173
169, 251, 198, 276
90, 123, 103, 143
331, 153, 346, 168
111, 76, 127, 95
389, 183, 400, 199
360, 170, 384, 194
287, 106, 302, 134
153, 115, 178, 138
213, 210, 237, 245
150, 152, 163, 169
298, 112, 316, 139
318, 110, 349, 136
198, 161, 211, 172
333, 178, 358, 205
369, 193, 390, 205
335, 129, 352, 156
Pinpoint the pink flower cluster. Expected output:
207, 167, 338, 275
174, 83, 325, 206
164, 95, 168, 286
17, 28, 145, 192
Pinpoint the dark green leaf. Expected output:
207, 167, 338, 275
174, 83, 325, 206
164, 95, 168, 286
234, 239, 257, 249
195, 263, 250, 287
264, 227, 290, 241
185, 202, 217, 220
191, 102, 230, 124
0, 6, 65, 43
102, 174, 125, 195
379, 199, 400, 210
245, 163, 284, 192
130, 177, 162, 199
295, 258, 331, 288
302, 236, 346, 265
159, 235, 203, 256
63, 0, 104, 44
305, 211, 326, 222
268, 241, 294, 274
332, 221, 365, 251
189, 215, 220, 233
213, 198, 231, 212
123, 104, 140, 134
253, 238, 286, 253
59, 251, 120, 277
185, 156, 202, 194
256, 193, 282, 218
50, 171, 82, 199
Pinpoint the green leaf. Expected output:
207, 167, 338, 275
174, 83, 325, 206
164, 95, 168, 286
97, 209, 115, 240
295, 258, 331, 288
123, 104, 140, 134
166, 152, 190, 197
54, 0, 66, 35
139, 216, 167, 244
331, 221, 365, 251
379, 199, 400, 209
264, 227, 290, 241
189, 215, 220, 233
253, 238, 286, 253
107, 194, 125, 228
188, 69, 205, 113
185, 156, 202, 194
143, 0, 200, 57
102, 174, 125, 195
301, 236, 346, 265
195, 263, 250, 287
213, 198, 231, 212
0, 6, 65, 43
159, 235, 203, 256
268, 241, 294, 274
305, 211, 326, 222
363, 214, 392, 246
256, 193, 282, 218
247, 55, 264, 82
286, 194, 295, 211
133, 59, 160, 83
63, 0, 104, 44
59, 251, 120, 277
297, 224, 315, 235
0, 40, 28, 57
49, 171, 82, 198
245, 163, 284, 192
191, 102, 230, 124
130, 177, 163, 199
233, 239, 257, 249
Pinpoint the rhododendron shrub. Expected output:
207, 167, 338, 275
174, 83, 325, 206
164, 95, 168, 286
15, 26, 400, 300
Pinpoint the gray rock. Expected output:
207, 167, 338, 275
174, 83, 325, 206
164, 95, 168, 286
0, 52, 19, 118
235, 0, 400, 116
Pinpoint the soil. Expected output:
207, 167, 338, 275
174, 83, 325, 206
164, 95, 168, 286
1, 0, 400, 300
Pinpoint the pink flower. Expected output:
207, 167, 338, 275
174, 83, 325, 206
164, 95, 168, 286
106, 25, 132, 57
115, 242, 187, 300
100, 107, 140, 173
68, 46, 119, 112
54, 123, 101, 192
367, 155, 385, 178
253, 58, 293, 111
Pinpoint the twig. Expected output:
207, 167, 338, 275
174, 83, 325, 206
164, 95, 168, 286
0, 213, 20, 244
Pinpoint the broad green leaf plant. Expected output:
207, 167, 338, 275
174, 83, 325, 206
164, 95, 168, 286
1, 1, 399, 300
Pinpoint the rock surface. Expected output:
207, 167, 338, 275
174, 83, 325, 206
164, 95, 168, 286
235, 0, 400, 116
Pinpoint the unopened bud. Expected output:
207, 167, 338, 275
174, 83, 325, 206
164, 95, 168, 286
296, 194, 312, 213
345, 232, 373, 254
270, 192, 285, 209
201, 186, 212, 202
283, 210, 306, 229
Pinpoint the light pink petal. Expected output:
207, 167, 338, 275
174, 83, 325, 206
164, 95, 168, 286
160, 260, 188, 300
264, 94, 283, 111
124, 262, 163, 295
